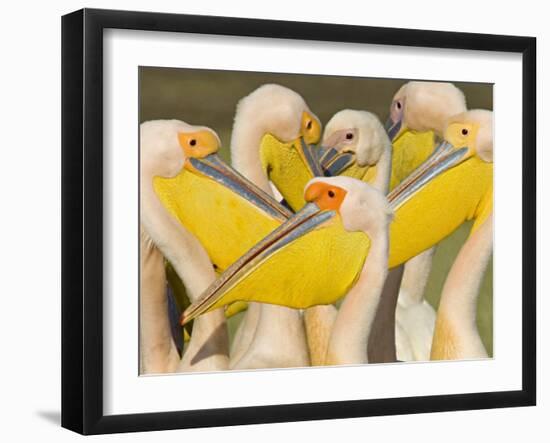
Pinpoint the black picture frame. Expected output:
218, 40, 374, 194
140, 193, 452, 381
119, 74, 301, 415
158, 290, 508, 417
61, 8, 537, 435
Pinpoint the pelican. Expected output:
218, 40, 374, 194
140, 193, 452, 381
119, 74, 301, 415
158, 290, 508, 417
180, 129, 485, 322
152, 125, 293, 274
227, 84, 323, 369
430, 110, 493, 360
140, 120, 230, 373
384, 81, 468, 362
232, 84, 322, 210
141, 117, 312, 371
304, 109, 393, 365
301, 177, 393, 365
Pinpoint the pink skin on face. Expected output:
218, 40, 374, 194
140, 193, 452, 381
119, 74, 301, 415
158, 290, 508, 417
389, 98, 405, 125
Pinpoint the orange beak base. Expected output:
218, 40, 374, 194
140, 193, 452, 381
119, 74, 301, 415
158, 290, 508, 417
304, 182, 347, 211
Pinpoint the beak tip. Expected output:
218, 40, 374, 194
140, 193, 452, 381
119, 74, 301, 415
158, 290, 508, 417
385, 117, 403, 141
179, 313, 188, 326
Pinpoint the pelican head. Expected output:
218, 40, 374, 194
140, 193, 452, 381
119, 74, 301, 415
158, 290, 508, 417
444, 109, 493, 163
142, 119, 292, 273
384, 81, 468, 190
140, 119, 220, 178
231, 84, 323, 211
386, 81, 467, 140
317, 110, 392, 192
305, 176, 393, 236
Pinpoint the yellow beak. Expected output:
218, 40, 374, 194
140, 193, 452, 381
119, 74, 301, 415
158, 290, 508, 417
389, 151, 493, 267
154, 153, 292, 273
389, 130, 437, 190
181, 203, 370, 324
260, 134, 324, 211
384, 113, 439, 190
258, 111, 324, 212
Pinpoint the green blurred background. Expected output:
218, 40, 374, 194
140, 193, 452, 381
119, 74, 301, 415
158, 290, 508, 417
140, 67, 493, 356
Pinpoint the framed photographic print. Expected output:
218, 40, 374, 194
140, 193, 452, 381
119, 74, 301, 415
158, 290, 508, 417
61, 8, 536, 435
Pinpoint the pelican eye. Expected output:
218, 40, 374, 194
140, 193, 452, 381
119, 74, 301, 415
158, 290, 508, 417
461, 128, 468, 136
213, 263, 219, 270
189, 139, 197, 146
306, 120, 312, 130
346, 133, 354, 140
396, 101, 402, 110
328, 190, 335, 198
